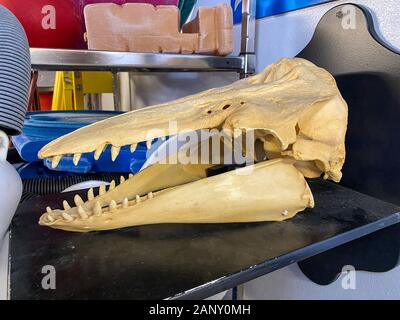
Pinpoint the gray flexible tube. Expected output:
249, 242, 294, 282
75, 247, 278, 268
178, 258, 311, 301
0, 5, 30, 135
0, 6, 29, 240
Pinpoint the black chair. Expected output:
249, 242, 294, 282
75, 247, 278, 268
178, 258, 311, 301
297, 3, 400, 285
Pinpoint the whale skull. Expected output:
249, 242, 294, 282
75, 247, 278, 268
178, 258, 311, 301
38, 58, 348, 232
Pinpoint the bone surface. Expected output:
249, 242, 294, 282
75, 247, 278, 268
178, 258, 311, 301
40, 163, 211, 228
38, 58, 347, 182
39, 159, 314, 232
38, 58, 348, 233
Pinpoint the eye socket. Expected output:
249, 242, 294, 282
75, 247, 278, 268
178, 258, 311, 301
207, 110, 212, 114
240, 102, 245, 105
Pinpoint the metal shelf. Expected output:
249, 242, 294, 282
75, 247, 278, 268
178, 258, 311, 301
30, 48, 245, 72
30, 0, 256, 76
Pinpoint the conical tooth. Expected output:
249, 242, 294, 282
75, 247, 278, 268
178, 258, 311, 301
73, 153, 82, 166
148, 192, 154, 199
136, 195, 141, 203
94, 201, 102, 216
109, 180, 116, 190
129, 174, 134, 179
74, 195, 84, 206
120, 176, 125, 184
233, 129, 242, 139
88, 188, 95, 201
122, 198, 129, 209
63, 200, 71, 210
110, 200, 117, 212
94, 144, 106, 160
111, 146, 121, 161
99, 183, 106, 195
62, 212, 74, 222
146, 140, 152, 149
47, 215, 55, 222
51, 156, 62, 169
46, 207, 53, 214
130, 143, 138, 153
78, 206, 88, 219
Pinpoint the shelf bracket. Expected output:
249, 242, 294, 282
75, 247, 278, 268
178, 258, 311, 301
240, 0, 256, 78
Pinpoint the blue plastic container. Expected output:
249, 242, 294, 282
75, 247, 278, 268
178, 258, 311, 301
12, 111, 152, 174
231, 0, 334, 24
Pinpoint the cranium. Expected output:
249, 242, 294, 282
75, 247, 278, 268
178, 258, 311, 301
38, 58, 348, 232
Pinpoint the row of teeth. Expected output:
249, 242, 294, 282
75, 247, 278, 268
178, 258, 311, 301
45, 192, 155, 223
47, 130, 247, 169
48, 140, 156, 169
44, 174, 136, 223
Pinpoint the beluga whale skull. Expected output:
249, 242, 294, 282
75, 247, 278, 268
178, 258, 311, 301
38, 58, 348, 232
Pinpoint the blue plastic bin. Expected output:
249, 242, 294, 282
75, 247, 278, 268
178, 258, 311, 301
12, 111, 152, 174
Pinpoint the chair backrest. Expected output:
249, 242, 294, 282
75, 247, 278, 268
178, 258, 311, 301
298, 3, 400, 205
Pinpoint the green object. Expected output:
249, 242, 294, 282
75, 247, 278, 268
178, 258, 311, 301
179, 0, 197, 29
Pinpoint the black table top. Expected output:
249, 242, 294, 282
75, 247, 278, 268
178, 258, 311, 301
9, 179, 400, 300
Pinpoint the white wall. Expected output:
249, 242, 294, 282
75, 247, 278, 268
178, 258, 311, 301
252, 0, 400, 71
244, 264, 400, 300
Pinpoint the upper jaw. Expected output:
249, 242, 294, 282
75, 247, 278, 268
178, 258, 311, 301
38, 96, 242, 167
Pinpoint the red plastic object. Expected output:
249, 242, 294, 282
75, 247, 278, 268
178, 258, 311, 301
0, 0, 85, 49
0, 0, 179, 49
39, 92, 53, 111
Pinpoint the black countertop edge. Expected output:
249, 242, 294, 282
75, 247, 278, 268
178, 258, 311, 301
169, 212, 400, 300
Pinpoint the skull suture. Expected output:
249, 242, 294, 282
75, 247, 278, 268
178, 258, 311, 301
38, 58, 348, 232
